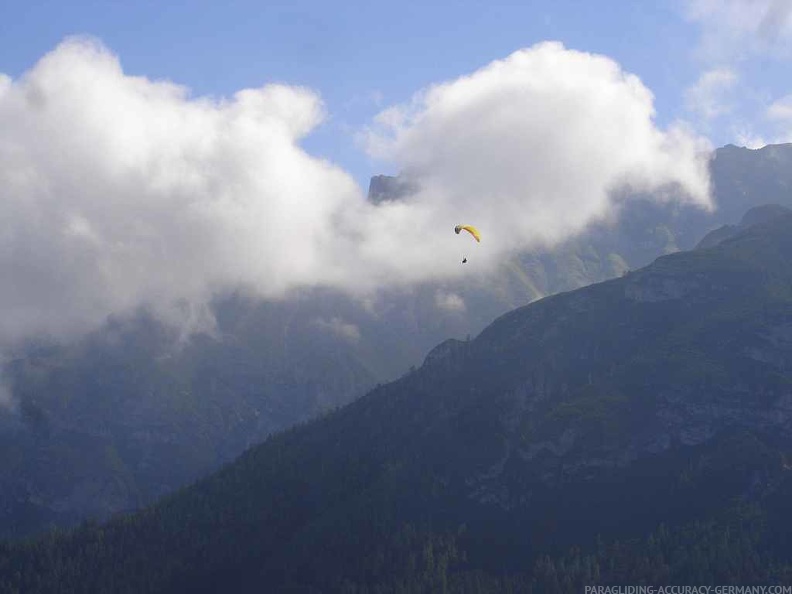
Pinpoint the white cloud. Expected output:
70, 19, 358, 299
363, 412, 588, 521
734, 128, 769, 148
681, 1, 792, 148
434, 290, 466, 313
312, 317, 361, 342
365, 41, 712, 255
0, 37, 365, 343
757, 94, 792, 144
684, 0, 792, 61
767, 93, 792, 120
0, 38, 713, 345
685, 67, 738, 120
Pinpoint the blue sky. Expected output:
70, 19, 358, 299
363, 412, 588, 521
4, 1, 789, 188
0, 1, 790, 343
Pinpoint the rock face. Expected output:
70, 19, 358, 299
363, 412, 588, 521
367, 174, 418, 204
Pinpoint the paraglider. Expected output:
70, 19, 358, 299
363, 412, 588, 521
454, 224, 481, 242
454, 224, 480, 263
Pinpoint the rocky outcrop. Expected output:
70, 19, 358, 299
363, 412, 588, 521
367, 174, 418, 204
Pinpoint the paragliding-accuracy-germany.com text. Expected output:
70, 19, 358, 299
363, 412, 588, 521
584, 587, 792, 594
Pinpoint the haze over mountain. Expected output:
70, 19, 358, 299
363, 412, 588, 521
3, 8, 792, 589
2, 204, 791, 592
2, 142, 792, 539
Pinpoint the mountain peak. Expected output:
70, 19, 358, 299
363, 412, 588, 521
367, 174, 418, 203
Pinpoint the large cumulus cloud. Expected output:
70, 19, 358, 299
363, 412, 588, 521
365, 42, 711, 256
0, 38, 712, 344
0, 37, 365, 342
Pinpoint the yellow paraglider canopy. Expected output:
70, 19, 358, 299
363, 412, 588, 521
454, 224, 481, 242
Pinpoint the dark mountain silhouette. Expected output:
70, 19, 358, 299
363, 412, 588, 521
2, 209, 791, 592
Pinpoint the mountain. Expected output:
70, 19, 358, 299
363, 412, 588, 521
2, 143, 792, 541
367, 174, 419, 204
709, 144, 792, 224
696, 204, 792, 249
0, 294, 382, 538
2, 208, 791, 592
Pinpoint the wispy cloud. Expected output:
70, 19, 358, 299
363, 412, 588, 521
681, 0, 792, 147
434, 291, 466, 313
760, 94, 792, 144
685, 67, 738, 120
767, 93, 792, 120
732, 125, 768, 148
312, 317, 361, 342
684, 0, 792, 62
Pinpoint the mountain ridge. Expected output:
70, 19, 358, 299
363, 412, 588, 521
2, 208, 791, 591
3, 142, 792, 541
